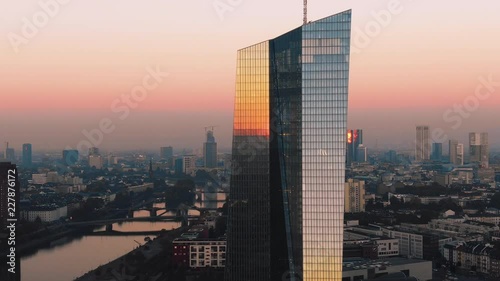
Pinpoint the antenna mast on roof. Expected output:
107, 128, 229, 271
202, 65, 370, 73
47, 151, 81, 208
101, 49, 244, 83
303, 0, 308, 25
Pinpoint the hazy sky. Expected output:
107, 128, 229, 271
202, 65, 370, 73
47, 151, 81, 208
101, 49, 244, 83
1, 0, 499, 153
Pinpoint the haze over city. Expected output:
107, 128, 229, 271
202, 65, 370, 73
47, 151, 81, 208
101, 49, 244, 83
1, 0, 499, 152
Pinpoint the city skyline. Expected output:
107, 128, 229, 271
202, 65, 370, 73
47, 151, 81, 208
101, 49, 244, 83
1, 0, 499, 151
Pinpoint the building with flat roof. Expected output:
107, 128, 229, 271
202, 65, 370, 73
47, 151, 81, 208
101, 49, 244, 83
342, 257, 432, 281
20, 205, 67, 222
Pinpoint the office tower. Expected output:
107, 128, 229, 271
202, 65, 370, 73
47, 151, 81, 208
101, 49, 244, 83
415, 126, 430, 162
160, 146, 173, 159
22, 143, 32, 167
357, 144, 367, 163
225, 10, 351, 281
431, 143, 442, 161
88, 147, 99, 155
346, 129, 363, 165
449, 140, 457, 164
62, 149, 79, 166
353, 129, 363, 162
3, 142, 8, 159
88, 154, 103, 169
204, 130, 218, 168
4, 142, 15, 162
469, 132, 489, 168
344, 179, 366, 213
449, 140, 465, 166
456, 143, 464, 166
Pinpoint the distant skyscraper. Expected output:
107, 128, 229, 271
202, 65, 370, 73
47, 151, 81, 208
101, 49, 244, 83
62, 149, 79, 166
456, 143, 464, 166
357, 144, 367, 163
4, 142, 15, 162
469, 132, 489, 168
225, 10, 351, 281
345, 179, 366, 213
160, 146, 173, 159
203, 130, 218, 168
415, 126, 430, 161
22, 143, 32, 167
431, 143, 442, 161
449, 140, 464, 166
346, 129, 363, 165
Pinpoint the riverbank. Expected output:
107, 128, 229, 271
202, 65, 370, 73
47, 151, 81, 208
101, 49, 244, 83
18, 228, 75, 256
15, 209, 131, 257
0, 224, 78, 258
74, 226, 188, 281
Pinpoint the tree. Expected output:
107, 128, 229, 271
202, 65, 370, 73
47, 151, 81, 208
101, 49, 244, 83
439, 198, 462, 213
220, 201, 228, 216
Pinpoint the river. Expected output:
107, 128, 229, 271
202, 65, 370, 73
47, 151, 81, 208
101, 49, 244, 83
21, 194, 226, 281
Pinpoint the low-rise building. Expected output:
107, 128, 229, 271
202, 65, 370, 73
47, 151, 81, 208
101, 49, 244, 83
378, 225, 451, 260
465, 214, 500, 226
20, 205, 67, 222
443, 242, 498, 276
342, 258, 432, 281
429, 219, 499, 234
31, 174, 48, 185
344, 229, 399, 258
127, 183, 154, 193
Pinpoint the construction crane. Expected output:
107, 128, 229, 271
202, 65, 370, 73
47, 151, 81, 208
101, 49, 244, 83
303, 0, 307, 25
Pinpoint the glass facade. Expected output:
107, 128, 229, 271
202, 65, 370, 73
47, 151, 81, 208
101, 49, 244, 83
225, 41, 271, 281
225, 10, 351, 281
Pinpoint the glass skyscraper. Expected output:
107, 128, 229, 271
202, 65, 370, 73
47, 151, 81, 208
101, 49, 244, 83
225, 10, 351, 281
22, 143, 32, 167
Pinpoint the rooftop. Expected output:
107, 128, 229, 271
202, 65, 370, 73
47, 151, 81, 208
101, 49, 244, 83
343, 257, 430, 272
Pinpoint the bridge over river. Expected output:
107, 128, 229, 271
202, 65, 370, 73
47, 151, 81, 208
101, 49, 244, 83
67, 215, 200, 227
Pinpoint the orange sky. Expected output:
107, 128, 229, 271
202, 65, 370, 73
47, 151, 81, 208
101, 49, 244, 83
1, 0, 499, 151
